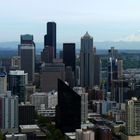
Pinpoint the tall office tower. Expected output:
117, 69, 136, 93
44, 22, 56, 58
11, 56, 21, 70
110, 59, 124, 103
63, 43, 75, 87
107, 56, 118, 92
25, 84, 36, 102
0, 93, 18, 133
63, 43, 76, 72
126, 97, 140, 135
20, 34, 34, 44
31, 92, 48, 110
76, 129, 95, 140
40, 63, 65, 92
18, 103, 35, 125
18, 34, 35, 82
0, 67, 7, 94
41, 46, 54, 63
56, 79, 81, 133
76, 66, 80, 86
108, 47, 124, 102
117, 59, 123, 79
8, 70, 28, 103
80, 32, 94, 88
108, 47, 118, 59
94, 54, 101, 86
107, 47, 118, 91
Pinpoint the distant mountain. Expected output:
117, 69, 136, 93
0, 41, 140, 54
0, 42, 44, 50
94, 41, 140, 50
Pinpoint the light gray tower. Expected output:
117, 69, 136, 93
80, 32, 94, 88
0, 93, 19, 133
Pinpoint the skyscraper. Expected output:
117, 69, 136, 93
126, 97, 140, 135
107, 47, 118, 92
31, 92, 48, 110
0, 93, 18, 133
63, 43, 76, 87
117, 59, 123, 79
73, 87, 88, 123
41, 46, 54, 63
108, 47, 118, 59
56, 79, 81, 133
40, 63, 65, 92
8, 70, 28, 103
44, 22, 56, 58
93, 48, 100, 86
18, 103, 35, 125
80, 32, 94, 88
0, 67, 7, 94
18, 34, 35, 82
63, 43, 76, 72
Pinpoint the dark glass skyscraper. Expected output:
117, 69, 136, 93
19, 104, 35, 125
8, 70, 28, 103
56, 79, 81, 133
44, 22, 56, 58
63, 43, 76, 73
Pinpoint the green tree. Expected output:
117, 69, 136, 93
0, 130, 3, 140
53, 129, 64, 140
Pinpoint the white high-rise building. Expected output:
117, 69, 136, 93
81, 93, 88, 123
31, 92, 48, 110
47, 90, 58, 108
126, 97, 140, 135
0, 93, 18, 133
31, 90, 58, 110
80, 32, 94, 88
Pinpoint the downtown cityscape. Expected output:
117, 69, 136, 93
0, 21, 140, 140
1, 0, 140, 140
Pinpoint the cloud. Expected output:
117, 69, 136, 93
117, 31, 140, 42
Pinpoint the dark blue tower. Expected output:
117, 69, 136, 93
44, 22, 56, 58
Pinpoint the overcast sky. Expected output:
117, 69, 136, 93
1, 0, 140, 42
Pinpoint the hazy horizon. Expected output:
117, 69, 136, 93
0, 41, 140, 50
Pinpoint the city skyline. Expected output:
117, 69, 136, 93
1, 0, 140, 43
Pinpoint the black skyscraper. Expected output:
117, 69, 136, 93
56, 79, 81, 133
44, 22, 56, 58
63, 43, 76, 73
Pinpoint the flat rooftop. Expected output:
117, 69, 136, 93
20, 124, 39, 130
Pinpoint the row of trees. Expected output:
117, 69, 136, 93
36, 113, 64, 140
